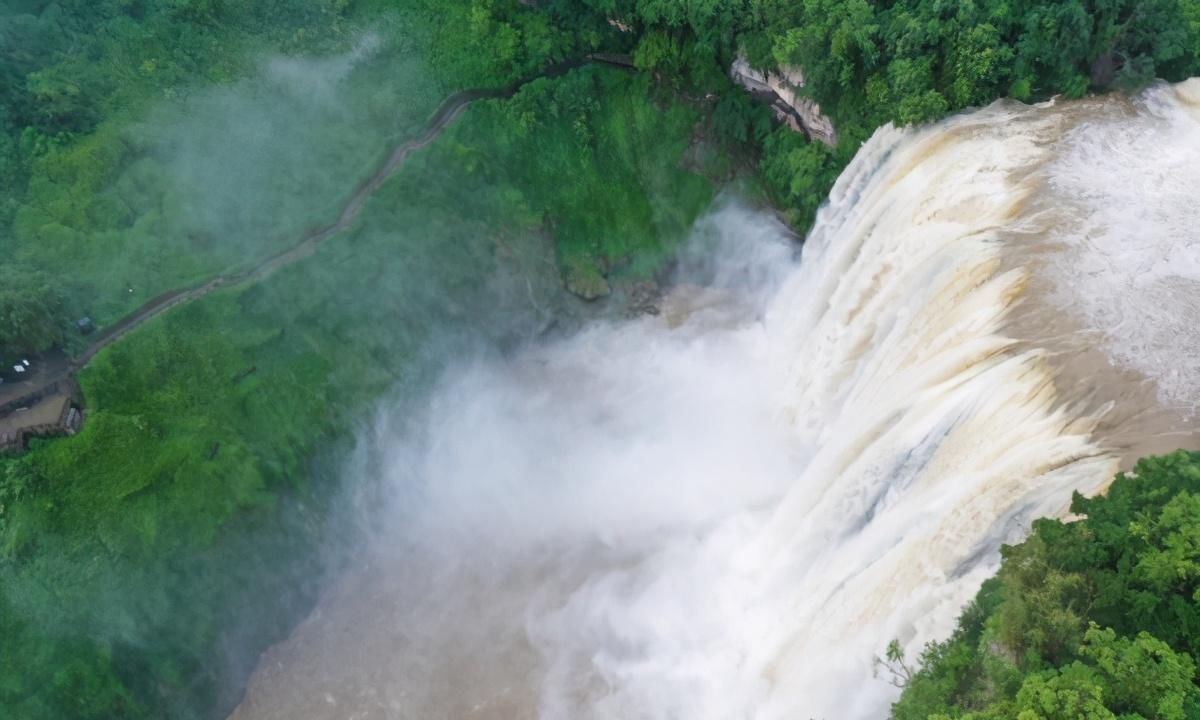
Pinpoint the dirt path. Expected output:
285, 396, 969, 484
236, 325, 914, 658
76, 89, 490, 368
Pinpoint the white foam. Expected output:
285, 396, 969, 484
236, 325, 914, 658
360, 150, 1116, 718
1045, 80, 1200, 414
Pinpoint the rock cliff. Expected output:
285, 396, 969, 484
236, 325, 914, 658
730, 55, 837, 146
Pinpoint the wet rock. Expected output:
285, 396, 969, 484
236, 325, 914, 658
564, 264, 611, 301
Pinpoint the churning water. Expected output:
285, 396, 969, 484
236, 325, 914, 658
231, 79, 1200, 720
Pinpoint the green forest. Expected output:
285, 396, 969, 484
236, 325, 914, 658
893, 452, 1200, 720
2, 1, 1199, 719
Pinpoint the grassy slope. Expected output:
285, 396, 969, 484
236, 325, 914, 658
0, 61, 717, 718
3, 7, 445, 326
0, 0, 610, 326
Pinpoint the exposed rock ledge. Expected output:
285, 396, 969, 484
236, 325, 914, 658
730, 55, 838, 146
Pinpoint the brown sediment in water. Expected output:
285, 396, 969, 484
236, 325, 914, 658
994, 104, 1200, 473
227, 551, 545, 720
227, 539, 637, 720
1005, 267, 1199, 473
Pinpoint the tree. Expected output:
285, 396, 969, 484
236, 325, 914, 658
1078, 625, 1200, 720
893, 452, 1200, 720
759, 128, 840, 228
0, 264, 65, 358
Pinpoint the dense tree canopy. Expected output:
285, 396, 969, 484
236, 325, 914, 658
0, 264, 64, 358
558, 0, 1200, 133
894, 452, 1200, 720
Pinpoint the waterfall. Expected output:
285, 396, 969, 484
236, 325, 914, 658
230, 79, 1200, 720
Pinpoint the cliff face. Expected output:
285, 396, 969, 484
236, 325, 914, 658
730, 56, 837, 146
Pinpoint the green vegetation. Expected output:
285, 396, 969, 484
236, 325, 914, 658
492, 70, 715, 295
893, 451, 1200, 720
0, 0, 615, 325
0, 264, 65, 358
0, 47, 720, 719
0, 9, 725, 712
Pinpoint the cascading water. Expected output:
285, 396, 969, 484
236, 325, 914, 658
231, 79, 1200, 720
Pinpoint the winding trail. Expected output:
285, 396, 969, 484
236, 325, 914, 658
0, 56, 634, 434
75, 88, 490, 368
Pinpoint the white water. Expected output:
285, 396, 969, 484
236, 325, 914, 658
1042, 80, 1200, 413
232, 80, 1200, 720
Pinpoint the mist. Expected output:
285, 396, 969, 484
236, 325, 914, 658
230, 203, 807, 719
371, 203, 800, 552
64, 29, 445, 322
234, 82, 1200, 719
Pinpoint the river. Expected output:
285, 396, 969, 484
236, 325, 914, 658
229, 78, 1200, 720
